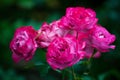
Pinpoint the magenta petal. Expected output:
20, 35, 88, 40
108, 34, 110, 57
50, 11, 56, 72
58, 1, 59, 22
93, 51, 101, 58
12, 53, 22, 63
110, 45, 116, 49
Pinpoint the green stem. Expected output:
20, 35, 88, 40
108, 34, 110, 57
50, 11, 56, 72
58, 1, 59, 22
65, 68, 84, 80
71, 67, 77, 80
85, 52, 96, 77
87, 52, 95, 65
62, 70, 65, 80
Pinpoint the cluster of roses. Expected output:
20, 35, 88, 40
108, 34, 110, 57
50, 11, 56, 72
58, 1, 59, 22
10, 7, 116, 70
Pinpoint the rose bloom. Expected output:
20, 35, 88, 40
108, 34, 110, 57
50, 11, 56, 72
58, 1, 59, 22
10, 26, 37, 63
36, 21, 77, 48
46, 36, 85, 70
59, 7, 98, 31
90, 25, 116, 52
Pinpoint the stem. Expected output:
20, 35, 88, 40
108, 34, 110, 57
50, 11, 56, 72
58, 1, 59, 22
88, 52, 95, 64
85, 51, 96, 77
62, 70, 65, 80
71, 67, 77, 80
65, 68, 83, 80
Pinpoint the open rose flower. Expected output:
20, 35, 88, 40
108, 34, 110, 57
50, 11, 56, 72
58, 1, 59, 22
90, 25, 116, 52
10, 26, 37, 63
59, 7, 98, 31
46, 36, 85, 70
36, 21, 77, 48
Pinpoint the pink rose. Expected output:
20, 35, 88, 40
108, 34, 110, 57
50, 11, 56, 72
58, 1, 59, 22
36, 21, 77, 48
46, 36, 85, 70
10, 26, 37, 63
90, 25, 116, 52
59, 7, 98, 31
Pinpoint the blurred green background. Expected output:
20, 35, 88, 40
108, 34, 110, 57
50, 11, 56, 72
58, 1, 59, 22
0, 0, 120, 80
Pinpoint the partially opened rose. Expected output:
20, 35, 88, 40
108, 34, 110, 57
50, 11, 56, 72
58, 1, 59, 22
90, 25, 116, 52
77, 32, 101, 58
46, 36, 85, 70
10, 26, 37, 63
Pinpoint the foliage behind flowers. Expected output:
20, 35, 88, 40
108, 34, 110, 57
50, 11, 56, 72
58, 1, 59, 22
9, 6, 116, 79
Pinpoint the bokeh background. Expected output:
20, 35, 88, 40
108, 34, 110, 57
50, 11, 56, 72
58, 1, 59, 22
0, 0, 120, 80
